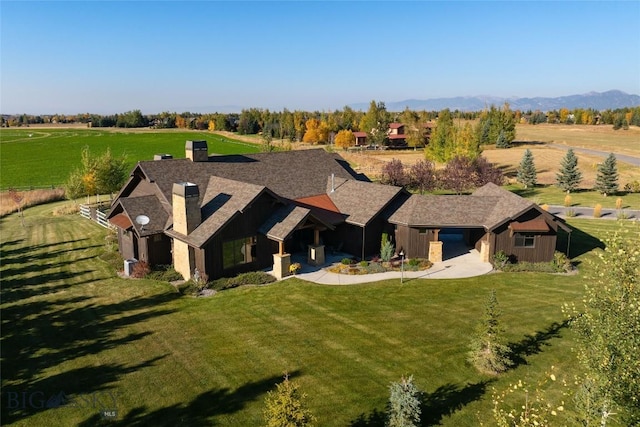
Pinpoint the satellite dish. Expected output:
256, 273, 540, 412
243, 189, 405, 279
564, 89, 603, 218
135, 215, 150, 230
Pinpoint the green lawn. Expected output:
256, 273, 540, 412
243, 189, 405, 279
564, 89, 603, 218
0, 129, 259, 189
0, 203, 627, 426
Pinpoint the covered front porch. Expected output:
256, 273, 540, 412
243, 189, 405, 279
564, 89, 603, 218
259, 205, 335, 279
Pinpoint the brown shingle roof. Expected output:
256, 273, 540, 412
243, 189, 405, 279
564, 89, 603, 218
136, 149, 364, 204
389, 183, 540, 230
173, 176, 271, 248
115, 195, 169, 236
259, 205, 311, 241
328, 177, 403, 226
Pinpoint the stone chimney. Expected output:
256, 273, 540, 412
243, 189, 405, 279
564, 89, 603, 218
185, 140, 208, 162
172, 182, 201, 235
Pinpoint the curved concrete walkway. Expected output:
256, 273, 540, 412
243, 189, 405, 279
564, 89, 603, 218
547, 143, 640, 167
278, 244, 493, 285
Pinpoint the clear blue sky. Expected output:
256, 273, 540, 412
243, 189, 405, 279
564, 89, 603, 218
2, 1, 639, 114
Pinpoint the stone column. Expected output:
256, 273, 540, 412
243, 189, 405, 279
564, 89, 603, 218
273, 253, 291, 279
428, 241, 443, 263
480, 240, 491, 263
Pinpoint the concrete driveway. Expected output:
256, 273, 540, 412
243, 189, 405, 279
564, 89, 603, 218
279, 242, 493, 285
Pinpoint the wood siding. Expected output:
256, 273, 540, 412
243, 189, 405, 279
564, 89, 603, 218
202, 193, 280, 279
394, 225, 437, 258
493, 210, 558, 263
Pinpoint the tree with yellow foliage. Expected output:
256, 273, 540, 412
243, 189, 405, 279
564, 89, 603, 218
334, 130, 355, 150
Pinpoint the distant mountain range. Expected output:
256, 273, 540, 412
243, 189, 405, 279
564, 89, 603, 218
350, 90, 640, 112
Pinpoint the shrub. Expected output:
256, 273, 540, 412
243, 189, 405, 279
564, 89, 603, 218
616, 197, 624, 210
380, 237, 395, 262
264, 374, 316, 427
407, 258, 420, 267
492, 250, 510, 269
131, 261, 150, 278
289, 262, 302, 274
563, 194, 572, 207
359, 260, 368, 267
341, 258, 353, 265
365, 262, 386, 274
617, 210, 630, 220
541, 203, 549, 211
146, 265, 183, 282
593, 203, 602, 218
623, 180, 640, 193
552, 251, 572, 273
565, 208, 576, 217
211, 271, 276, 291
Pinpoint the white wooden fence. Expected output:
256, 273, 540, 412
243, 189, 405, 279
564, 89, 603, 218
79, 204, 116, 230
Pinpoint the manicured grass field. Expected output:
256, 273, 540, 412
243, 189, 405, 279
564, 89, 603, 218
2, 201, 628, 426
0, 128, 259, 189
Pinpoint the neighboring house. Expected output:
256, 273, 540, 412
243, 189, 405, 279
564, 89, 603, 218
353, 131, 368, 146
387, 122, 407, 147
108, 140, 570, 280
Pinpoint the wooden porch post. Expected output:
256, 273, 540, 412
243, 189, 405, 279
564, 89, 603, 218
279, 240, 284, 255
433, 228, 440, 241
314, 228, 320, 246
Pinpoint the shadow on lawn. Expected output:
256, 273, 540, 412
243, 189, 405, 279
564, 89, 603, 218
76, 371, 301, 426
350, 381, 491, 427
1, 235, 181, 425
557, 225, 604, 259
509, 320, 568, 369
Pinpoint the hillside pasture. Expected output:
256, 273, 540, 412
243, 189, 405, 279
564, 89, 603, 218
1, 200, 627, 426
0, 128, 259, 189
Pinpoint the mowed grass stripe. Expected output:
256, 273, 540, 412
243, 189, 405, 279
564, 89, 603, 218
3, 203, 623, 425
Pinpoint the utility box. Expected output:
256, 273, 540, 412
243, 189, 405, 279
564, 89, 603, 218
124, 259, 138, 276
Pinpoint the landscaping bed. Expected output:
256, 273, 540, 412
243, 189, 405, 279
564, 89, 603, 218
326, 257, 432, 275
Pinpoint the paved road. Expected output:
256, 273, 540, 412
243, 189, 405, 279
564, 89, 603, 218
547, 144, 640, 167
547, 205, 639, 220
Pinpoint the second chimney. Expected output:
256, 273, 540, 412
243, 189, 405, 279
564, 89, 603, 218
185, 140, 208, 162
172, 182, 201, 235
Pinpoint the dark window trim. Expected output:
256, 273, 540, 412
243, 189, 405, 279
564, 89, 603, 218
514, 233, 535, 248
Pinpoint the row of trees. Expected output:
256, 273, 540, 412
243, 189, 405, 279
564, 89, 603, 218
516, 148, 620, 195
381, 156, 504, 194
4, 105, 638, 131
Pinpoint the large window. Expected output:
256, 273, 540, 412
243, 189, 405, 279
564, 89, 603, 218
223, 236, 256, 269
514, 233, 535, 248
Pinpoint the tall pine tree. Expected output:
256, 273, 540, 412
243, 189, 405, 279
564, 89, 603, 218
467, 290, 512, 375
595, 153, 619, 196
516, 149, 537, 189
555, 148, 583, 193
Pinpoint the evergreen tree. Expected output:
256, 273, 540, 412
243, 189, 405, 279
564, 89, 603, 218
264, 374, 316, 427
387, 375, 422, 427
467, 290, 512, 375
495, 130, 509, 149
594, 153, 619, 196
555, 148, 583, 193
516, 149, 537, 189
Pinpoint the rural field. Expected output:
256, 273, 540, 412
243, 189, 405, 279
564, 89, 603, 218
0, 128, 259, 190
0, 198, 632, 426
